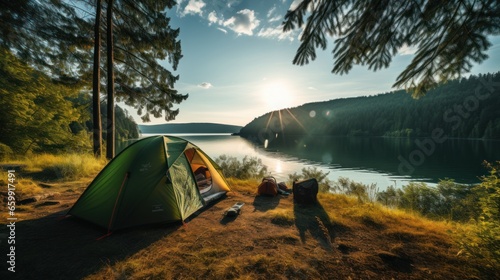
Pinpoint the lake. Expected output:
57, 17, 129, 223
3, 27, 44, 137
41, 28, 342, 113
124, 134, 500, 189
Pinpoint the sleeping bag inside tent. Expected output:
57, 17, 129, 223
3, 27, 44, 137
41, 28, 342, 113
68, 135, 231, 231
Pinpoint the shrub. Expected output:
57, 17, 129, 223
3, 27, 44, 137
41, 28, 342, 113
376, 185, 401, 208
458, 161, 500, 274
0, 142, 13, 161
398, 182, 441, 216
435, 179, 479, 222
215, 155, 268, 179
378, 180, 480, 221
332, 177, 378, 203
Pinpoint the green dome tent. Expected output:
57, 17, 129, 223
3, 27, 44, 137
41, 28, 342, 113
68, 135, 231, 232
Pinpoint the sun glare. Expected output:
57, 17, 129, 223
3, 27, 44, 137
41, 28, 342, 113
261, 81, 295, 110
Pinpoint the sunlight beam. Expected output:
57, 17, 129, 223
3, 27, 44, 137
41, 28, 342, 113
261, 80, 295, 111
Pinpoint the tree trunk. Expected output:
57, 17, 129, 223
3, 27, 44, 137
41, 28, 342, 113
106, 0, 115, 159
92, 0, 102, 158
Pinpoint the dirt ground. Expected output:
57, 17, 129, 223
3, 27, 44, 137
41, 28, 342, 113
0, 179, 488, 280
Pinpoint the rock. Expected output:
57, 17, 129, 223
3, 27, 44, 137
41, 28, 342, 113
18, 197, 38, 205
18, 192, 59, 205
39, 183, 55, 189
35, 201, 61, 207
378, 251, 413, 273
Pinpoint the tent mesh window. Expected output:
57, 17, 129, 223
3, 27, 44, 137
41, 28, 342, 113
184, 148, 213, 195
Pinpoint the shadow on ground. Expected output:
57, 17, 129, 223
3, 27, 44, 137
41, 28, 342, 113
6, 211, 180, 279
252, 194, 283, 212
293, 202, 349, 251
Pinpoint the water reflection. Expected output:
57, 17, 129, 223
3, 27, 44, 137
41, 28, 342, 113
117, 134, 500, 189
262, 135, 499, 185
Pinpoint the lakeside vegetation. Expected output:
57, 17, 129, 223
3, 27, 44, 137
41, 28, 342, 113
240, 72, 500, 141
219, 155, 500, 274
2, 153, 497, 278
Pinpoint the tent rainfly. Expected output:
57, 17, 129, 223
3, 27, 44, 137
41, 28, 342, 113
68, 135, 231, 231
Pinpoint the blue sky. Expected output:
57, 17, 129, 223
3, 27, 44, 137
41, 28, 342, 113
130, 0, 500, 127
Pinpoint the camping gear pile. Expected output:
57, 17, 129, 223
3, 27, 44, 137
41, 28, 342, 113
257, 176, 318, 205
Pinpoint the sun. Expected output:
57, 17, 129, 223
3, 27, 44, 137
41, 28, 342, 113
261, 81, 295, 111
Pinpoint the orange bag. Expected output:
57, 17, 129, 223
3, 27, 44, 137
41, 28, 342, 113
257, 176, 278, 196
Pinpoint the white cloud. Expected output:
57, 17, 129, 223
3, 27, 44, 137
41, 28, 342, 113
207, 11, 219, 25
257, 25, 294, 41
223, 9, 260, 36
217, 27, 228, 34
199, 82, 213, 89
398, 44, 417, 55
267, 7, 277, 18
226, 0, 242, 9
289, 0, 303, 11
267, 6, 282, 23
184, 0, 206, 16
268, 15, 282, 23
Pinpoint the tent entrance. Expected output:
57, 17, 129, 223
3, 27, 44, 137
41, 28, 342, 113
184, 148, 213, 195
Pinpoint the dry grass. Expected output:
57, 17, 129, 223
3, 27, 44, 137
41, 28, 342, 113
13, 178, 45, 198
226, 177, 261, 194
25, 153, 108, 180
0, 172, 488, 280
267, 208, 295, 226
2, 152, 104, 179
80, 183, 483, 279
0, 154, 105, 221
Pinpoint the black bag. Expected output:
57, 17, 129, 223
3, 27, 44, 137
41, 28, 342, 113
293, 178, 318, 204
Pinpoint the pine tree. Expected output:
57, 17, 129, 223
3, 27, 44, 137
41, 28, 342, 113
106, 0, 115, 159
1, 0, 187, 156
92, 0, 103, 157
108, 0, 187, 122
0, 0, 93, 84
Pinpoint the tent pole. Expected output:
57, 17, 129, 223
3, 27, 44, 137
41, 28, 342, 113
106, 172, 130, 233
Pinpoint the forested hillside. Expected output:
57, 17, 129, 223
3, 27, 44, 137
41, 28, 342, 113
240, 72, 500, 141
70, 93, 139, 142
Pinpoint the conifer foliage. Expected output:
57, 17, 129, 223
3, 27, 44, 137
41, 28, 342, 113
0, 0, 92, 84
104, 0, 187, 122
283, 0, 500, 97
1, 0, 185, 122
0, 0, 185, 155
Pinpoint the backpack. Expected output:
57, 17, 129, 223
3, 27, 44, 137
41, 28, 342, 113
257, 176, 278, 196
278, 182, 290, 192
293, 178, 318, 204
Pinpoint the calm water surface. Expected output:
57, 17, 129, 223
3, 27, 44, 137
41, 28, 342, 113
125, 134, 499, 189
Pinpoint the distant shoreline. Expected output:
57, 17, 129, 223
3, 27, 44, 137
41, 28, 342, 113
139, 132, 236, 137
138, 122, 242, 135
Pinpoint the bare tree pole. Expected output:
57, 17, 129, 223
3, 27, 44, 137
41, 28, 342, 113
106, 0, 115, 159
92, 0, 102, 157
